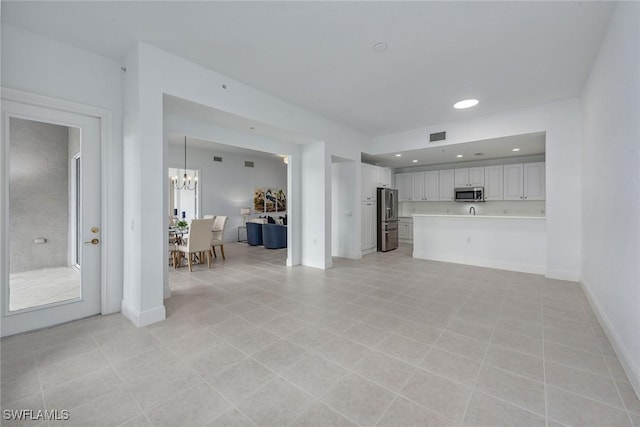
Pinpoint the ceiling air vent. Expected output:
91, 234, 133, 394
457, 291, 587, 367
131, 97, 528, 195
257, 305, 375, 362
244, 161, 255, 168
213, 156, 223, 162
429, 131, 446, 142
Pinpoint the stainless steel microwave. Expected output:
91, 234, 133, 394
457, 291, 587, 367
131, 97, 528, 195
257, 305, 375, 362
454, 187, 485, 202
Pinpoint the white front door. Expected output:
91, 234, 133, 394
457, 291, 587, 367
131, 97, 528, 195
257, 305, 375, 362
1, 100, 102, 337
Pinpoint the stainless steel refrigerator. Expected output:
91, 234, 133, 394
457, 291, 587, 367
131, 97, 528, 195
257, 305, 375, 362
377, 187, 399, 252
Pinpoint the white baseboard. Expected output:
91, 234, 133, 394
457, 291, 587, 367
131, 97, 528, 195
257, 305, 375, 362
545, 269, 580, 282
332, 251, 362, 260
412, 250, 545, 275
361, 247, 376, 256
580, 280, 640, 399
121, 301, 166, 328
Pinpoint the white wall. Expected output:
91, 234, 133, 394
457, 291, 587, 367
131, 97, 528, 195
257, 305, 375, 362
372, 99, 582, 281
121, 43, 369, 325
168, 144, 288, 243
1, 25, 124, 314
331, 159, 359, 259
581, 2, 640, 395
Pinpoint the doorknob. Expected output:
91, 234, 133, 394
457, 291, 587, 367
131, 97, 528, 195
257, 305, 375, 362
84, 238, 100, 245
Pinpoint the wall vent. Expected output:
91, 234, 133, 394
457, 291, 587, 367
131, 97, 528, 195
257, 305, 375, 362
429, 131, 446, 142
244, 161, 255, 168
213, 156, 223, 162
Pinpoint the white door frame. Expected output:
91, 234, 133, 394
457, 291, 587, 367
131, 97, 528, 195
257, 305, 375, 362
1, 88, 113, 335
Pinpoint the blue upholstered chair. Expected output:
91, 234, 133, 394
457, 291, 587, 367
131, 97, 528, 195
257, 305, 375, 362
262, 223, 287, 249
246, 222, 263, 246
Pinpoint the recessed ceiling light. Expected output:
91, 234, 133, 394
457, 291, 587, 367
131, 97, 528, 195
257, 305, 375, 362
395, 153, 402, 157
512, 148, 520, 152
412, 160, 418, 163
372, 42, 388, 52
453, 99, 479, 109
456, 154, 463, 158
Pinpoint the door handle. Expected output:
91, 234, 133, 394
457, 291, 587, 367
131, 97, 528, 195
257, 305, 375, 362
84, 238, 100, 245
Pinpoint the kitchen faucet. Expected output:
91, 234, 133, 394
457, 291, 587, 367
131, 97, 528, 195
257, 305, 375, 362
469, 206, 476, 216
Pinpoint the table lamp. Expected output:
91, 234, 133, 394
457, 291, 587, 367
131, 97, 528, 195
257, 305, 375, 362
240, 207, 251, 225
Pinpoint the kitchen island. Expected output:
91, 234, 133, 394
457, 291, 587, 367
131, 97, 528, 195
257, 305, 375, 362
412, 214, 546, 274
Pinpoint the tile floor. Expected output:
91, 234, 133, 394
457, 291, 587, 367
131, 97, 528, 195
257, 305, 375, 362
9, 267, 80, 311
2, 243, 639, 427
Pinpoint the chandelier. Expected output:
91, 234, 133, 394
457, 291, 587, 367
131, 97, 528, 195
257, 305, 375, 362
172, 136, 197, 190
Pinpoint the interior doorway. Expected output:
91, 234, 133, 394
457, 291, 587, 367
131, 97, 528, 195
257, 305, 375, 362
166, 135, 290, 270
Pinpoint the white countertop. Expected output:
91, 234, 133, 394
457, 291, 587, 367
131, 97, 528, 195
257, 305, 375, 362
412, 214, 545, 220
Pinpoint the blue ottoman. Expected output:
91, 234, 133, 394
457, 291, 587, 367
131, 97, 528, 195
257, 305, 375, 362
246, 222, 263, 246
262, 224, 287, 249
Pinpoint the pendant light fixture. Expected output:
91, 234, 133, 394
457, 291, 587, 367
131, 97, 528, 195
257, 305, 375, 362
171, 136, 197, 190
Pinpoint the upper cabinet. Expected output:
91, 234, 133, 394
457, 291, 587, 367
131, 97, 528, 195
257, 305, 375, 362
424, 171, 440, 201
361, 163, 392, 201
438, 169, 455, 201
523, 162, 545, 200
504, 162, 545, 200
454, 167, 484, 188
396, 173, 412, 201
376, 167, 392, 188
394, 161, 544, 202
484, 165, 504, 201
411, 171, 439, 201
503, 164, 524, 200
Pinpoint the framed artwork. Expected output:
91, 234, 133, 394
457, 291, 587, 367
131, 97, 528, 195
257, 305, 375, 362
254, 187, 286, 213
265, 188, 276, 212
253, 188, 265, 212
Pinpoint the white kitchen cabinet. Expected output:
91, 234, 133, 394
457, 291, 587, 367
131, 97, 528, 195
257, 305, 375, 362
524, 162, 545, 200
361, 164, 376, 201
484, 165, 504, 200
503, 162, 546, 201
398, 217, 413, 242
361, 201, 376, 251
362, 164, 391, 201
438, 169, 455, 201
411, 172, 424, 201
469, 167, 485, 187
408, 171, 439, 201
396, 173, 412, 201
424, 171, 439, 200
376, 167, 391, 188
455, 167, 484, 187
454, 168, 469, 188
503, 164, 524, 200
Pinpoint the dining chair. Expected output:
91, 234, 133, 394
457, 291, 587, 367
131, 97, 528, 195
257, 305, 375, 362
175, 218, 214, 271
211, 216, 228, 259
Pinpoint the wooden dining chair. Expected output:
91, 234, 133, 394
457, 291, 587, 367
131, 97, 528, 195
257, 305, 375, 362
211, 216, 228, 260
174, 218, 214, 271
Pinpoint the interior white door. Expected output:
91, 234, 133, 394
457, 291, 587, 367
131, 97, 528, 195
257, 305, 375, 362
1, 100, 101, 337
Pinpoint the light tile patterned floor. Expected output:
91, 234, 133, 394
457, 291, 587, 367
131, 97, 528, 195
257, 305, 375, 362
2, 243, 639, 426
9, 266, 80, 311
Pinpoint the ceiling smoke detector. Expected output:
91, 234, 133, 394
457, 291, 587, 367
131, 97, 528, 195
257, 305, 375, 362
372, 42, 388, 52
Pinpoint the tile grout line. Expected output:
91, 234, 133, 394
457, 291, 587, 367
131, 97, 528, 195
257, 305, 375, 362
458, 277, 509, 427
139, 329, 260, 427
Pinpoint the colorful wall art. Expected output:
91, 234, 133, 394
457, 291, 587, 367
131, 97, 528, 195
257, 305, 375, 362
254, 187, 286, 213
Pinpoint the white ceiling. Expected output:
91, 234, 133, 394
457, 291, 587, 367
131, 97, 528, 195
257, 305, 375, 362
2, 1, 614, 137
362, 132, 545, 168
